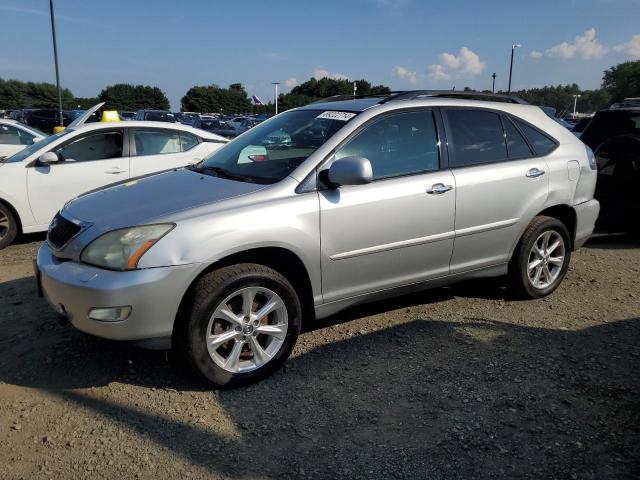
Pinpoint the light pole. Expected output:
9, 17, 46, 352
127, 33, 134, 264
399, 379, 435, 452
507, 44, 521, 94
353, 81, 357, 98
49, 0, 63, 129
492, 73, 496, 93
572, 94, 581, 117
272, 82, 280, 114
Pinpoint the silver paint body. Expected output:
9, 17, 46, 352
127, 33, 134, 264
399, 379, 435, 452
37, 98, 600, 342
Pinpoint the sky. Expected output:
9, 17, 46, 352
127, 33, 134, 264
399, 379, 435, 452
1, 0, 639, 110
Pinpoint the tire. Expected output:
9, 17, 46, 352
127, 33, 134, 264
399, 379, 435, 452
178, 263, 302, 388
0, 203, 18, 250
508, 216, 571, 299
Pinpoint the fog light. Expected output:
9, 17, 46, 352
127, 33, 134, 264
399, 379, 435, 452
88, 306, 132, 322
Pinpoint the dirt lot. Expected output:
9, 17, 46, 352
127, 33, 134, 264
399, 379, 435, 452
0, 234, 639, 480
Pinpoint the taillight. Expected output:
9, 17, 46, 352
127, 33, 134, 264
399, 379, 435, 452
249, 155, 267, 162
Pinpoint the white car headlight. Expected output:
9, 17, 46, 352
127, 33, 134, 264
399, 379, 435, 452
80, 224, 174, 270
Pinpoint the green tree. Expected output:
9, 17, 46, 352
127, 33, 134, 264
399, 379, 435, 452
98, 84, 170, 110
181, 84, 251, 113
0, 78, 74, 109
602, 61, 640, 103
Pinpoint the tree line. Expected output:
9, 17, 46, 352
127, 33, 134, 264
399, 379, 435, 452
1, 61, 637, 115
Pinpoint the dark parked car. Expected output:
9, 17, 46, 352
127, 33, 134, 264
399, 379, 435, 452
192, 117, 238, 138
134, 110, 176, 122
24, 109, 90, 133
119, 111, 135, 120
580, 108, 640, 234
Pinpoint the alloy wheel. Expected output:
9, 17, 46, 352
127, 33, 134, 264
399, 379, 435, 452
527, 230, 566, 289
205, 286, 288, 373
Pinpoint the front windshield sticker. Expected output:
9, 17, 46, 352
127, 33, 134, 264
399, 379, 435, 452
316, 111, 356, 121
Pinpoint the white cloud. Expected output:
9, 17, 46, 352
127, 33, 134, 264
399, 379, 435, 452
427, 64, 450, 82
427, 47, 484, 82
391, 65, 420, 85
284, 77, 298, 89
613, 34, 640, 60
539, 28, 607, 60
529, 50, 543, 59
312, 67, 349, 80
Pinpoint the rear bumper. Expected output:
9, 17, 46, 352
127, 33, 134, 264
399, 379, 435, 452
36, 242, 199, 341
573, 199, 600, 249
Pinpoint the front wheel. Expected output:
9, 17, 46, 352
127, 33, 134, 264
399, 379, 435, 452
509, 216, 571, 299
179, 263, 302, 388
0, 203, 18, 250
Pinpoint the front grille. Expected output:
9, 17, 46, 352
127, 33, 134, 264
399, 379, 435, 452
47, 213, 81, 249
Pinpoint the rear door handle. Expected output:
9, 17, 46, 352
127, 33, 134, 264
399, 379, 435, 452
426, 183, 453, 195
526, 168, 545, 178
105, 168, 126, 174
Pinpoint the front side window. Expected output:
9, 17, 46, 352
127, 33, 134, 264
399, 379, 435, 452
133, 129, 181, 156
335, 111, 440, 179
0, 124, 33, 146
198, 109, 356, 184
446, 110, 508, 167
56, 131, 123, 162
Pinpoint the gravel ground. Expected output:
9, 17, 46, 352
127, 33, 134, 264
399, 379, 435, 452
0, 234, 639, 480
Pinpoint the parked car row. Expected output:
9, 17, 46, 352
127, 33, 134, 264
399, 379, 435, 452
0, 104, 228, 249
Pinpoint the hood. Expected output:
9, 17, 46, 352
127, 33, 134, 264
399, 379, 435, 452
63, 168, 264, 228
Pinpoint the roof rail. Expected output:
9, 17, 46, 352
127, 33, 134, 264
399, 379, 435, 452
316, 90, 528, 105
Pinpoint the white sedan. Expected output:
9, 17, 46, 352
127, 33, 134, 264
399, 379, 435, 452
0, 106, 227, 248
0, 119, 46, 159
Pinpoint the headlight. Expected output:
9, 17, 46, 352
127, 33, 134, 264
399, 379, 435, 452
80, 224, 174, 270
585, 145, 597, 170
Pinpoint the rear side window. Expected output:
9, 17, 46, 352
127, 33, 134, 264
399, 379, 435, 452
133, 129, 181, 156
180, 132, 199, 151
446, 110, 508, 167
502, 116, 533, 159
335, 110, 440, 179
515, 120, 557, 156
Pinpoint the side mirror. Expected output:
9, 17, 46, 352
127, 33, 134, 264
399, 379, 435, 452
323, 156, 373, 187
38, 151, 60, 165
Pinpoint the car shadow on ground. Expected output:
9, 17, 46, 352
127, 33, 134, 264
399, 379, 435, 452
1, 275, 639, 478
585, 232, 640, 250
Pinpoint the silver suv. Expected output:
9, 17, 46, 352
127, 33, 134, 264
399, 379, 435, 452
36, 91, 600, 388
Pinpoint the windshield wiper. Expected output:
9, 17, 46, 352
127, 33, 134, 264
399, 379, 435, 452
188, 164, 255, 183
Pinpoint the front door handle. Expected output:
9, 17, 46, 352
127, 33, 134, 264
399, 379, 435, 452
526, 167, 545, 178
426, 183, 453, 195
105, 168, 126, 174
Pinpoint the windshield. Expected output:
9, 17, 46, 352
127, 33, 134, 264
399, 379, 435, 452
197, 109, 357, 184
4, 130, 71, 163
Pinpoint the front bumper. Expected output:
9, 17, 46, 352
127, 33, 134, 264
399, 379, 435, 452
36, 242, 200, 341
573, 199, 600, 249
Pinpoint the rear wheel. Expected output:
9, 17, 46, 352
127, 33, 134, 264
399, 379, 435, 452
509, 216, 571, 299
179, 263, 302, 388
0, 203, 18, 250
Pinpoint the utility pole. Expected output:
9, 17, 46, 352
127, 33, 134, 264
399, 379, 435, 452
49, 0, 63, 128
507, 44, 521, 94
272, 82, 280, 115
572, 94, 581, 117
353, 82, 357, 98
492, 73, 496, 93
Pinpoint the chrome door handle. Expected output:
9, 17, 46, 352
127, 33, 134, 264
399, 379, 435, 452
105, 168, 125, 174
526, 168, 545, 178
426, 183, 453, 195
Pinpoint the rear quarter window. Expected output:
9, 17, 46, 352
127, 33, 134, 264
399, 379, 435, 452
514, 119, 557, 156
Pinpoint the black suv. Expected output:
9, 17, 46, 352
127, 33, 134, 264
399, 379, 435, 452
580, 108, 640, 234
